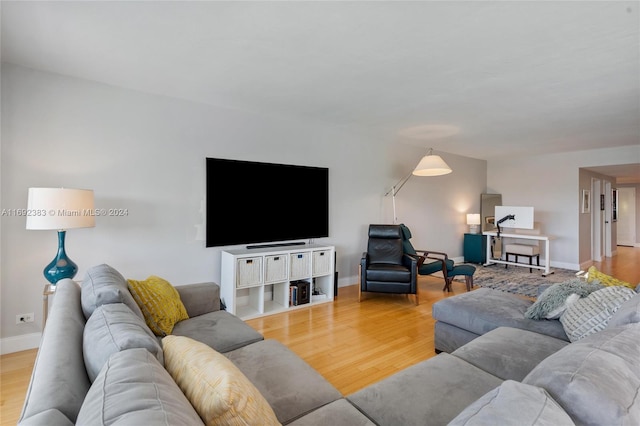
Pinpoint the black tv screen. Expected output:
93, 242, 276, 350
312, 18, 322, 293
206, 158, 329, 247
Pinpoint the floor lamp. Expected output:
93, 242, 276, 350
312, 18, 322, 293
26, 188, 95, 285
384, 148, 452, 223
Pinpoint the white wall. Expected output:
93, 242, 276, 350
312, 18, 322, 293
488, 145, 640, 270
0, 64, 486, 351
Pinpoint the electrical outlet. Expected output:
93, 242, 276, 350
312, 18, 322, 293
16, 313, 35, 324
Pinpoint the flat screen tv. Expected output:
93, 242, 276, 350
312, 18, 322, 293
206, 158, 329, 247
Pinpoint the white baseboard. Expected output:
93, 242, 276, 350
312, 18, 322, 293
550, 260, 581, 271
1, 332, 41, 355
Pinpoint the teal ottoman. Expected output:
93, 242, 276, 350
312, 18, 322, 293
445, 264, 476, 292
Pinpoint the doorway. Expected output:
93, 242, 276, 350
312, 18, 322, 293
591, 179, 606, 261
617, 187, 637, 247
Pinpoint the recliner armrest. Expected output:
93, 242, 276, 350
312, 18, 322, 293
402, 253, 418, 269
176, 282, 220, 317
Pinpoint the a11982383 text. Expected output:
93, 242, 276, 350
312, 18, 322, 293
1, 208, 129, 217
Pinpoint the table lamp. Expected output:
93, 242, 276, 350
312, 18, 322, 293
466, 213, 481, 234
26, 188, 95, 285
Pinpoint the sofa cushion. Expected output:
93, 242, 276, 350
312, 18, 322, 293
162, 335, 280, 426
432, 288, 568, 341
559, 285, 636, 342
586, 265, 636, 289
17, 409, 74, 426
525, 278, 602, 320
171, 310, 263, 353
607, 291, 640, 328
287, 399, 376, 426
18, 279, 89, 425
224, 339, 343, 425
347, 353, 503, 426
83, 303, 163, 382
523, 324, 640, 426
449, 380, 575, 426
175, 282, 221, 317
77, 348, 204, 425
451, 327, 569, 381
81, 264, 143, 320
127, 275, 189, 336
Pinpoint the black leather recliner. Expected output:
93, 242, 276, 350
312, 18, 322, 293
360, 224, 419, 304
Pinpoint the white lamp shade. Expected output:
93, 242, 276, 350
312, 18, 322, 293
412, 153, 452, 176
26, 188, 96, 230
467, 213, 481, 225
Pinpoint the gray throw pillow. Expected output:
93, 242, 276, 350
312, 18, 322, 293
81, 264, 144, 320
559, 286, 636, 342
449, 380, 574, 426
525, 279, 602, 320
607, 292, 640, 328
83, 303, 163, 382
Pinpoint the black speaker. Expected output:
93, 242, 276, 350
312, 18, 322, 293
334, 251, 338, 298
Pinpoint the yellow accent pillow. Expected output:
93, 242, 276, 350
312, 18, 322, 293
162, 335, 281, 426
586, 266, 635, 290
127, 276, 189, 336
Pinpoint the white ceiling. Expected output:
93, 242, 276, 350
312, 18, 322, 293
2, 1, 639, 177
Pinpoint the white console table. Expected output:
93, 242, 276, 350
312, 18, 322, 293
220, 244, 335, 319
483, 231, 556, 276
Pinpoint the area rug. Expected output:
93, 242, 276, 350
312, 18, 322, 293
453, 265, 581, 298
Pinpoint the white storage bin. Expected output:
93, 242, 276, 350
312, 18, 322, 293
264, 255, 288, 283
289, 252, 310, 280
236, 257, 262, 288
312, 250, 331, 276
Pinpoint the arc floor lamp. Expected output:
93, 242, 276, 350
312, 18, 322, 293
385, 148, 452, 224
26, 187, 95, 285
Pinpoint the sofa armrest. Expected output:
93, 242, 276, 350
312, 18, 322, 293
176, 282, 221, 317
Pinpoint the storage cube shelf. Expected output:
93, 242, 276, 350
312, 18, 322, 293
221, 244, 335, 319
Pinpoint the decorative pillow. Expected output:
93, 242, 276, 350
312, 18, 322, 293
607, 292, 640, 328
81, 263, 144, 320
162, 335, 281, 426
77, 348, 204, 425
544, 293, 581, 320
83, 303, 163, 382
127, 275, 189, 336
525, 279, 603, 320
448, 380, 574, 426
560, 286, 636, 342
586, 266, 635, 289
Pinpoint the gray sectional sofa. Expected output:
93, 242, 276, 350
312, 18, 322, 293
19, 264, 640, 425
348, 284, 640, 425
19, 264, 368, 426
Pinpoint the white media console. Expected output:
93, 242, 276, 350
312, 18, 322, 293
220, 244, 335, 319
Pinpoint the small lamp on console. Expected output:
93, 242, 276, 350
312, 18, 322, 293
466, 213, 481, 234
26, 188, 95, 285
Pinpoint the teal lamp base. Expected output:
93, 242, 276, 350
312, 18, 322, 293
44, 230, 78, 285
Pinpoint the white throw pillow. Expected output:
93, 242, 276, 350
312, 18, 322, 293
545, 293, 581, 319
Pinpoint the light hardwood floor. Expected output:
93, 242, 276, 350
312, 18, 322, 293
2, 246, 638, 425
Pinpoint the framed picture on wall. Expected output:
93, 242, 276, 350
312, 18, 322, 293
600, 194, 605, 211
581, 189, 591, 214
612, 188, 618, 221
